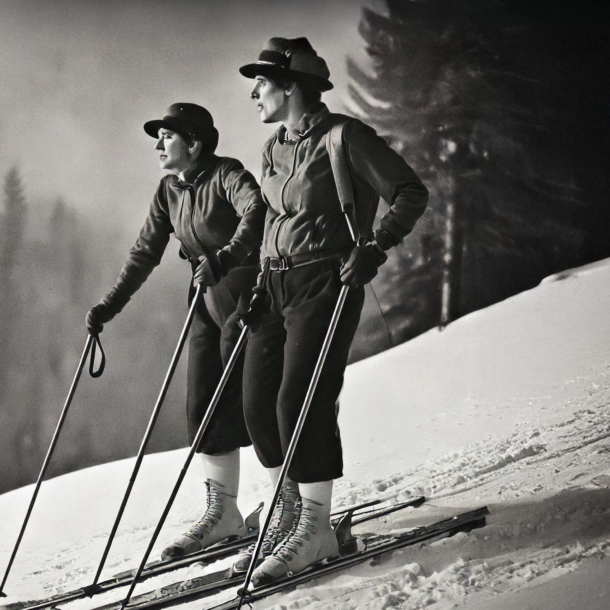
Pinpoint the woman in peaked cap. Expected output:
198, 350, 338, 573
86, 103, 266, 560
235, 38, 429, 584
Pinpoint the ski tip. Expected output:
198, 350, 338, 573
412, 496, 426, 507
467, 506, 490, 519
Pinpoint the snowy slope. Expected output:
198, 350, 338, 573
1, 258, 610, 610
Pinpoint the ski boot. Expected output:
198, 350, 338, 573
250, 497, 339, 586
232, 483, 300, 574
161, 479, 247, 560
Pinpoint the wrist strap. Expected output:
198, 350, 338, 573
89, 335, 106, 378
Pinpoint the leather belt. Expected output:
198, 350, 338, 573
267, 248, 353, 272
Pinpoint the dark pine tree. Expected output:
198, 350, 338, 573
344, 0, 610, 349
0, 167, 27, 278
0, 166, 29, 491
0, 166, 27, 384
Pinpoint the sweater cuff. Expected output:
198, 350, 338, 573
223, 241, 250, 265
374, 228, 400, 251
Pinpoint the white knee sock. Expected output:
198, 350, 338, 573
299, 480, 333, 526
200, 449, 240, 497
267, 466, 299, 495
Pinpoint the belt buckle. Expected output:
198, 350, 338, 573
271, 256, 291, 272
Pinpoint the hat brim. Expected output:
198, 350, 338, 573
239, 63, 333, 92
143, 116, 204, 139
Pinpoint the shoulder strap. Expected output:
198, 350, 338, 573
326, 121, 362, 244
326, 122, 355, 212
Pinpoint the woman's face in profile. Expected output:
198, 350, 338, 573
250, 75, 287, 124
154, 128, 192, 173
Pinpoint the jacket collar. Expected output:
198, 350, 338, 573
173, 154, 219, 187
279, 102, 330, 144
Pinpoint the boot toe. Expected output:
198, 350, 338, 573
251, 557, 290, 586
251, 570, 275, 587
160, 535, 200, 560
231, 555, 251, 574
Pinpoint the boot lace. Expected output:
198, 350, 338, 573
238, 489, 300, 561
187, 480, 223, 540
272, 504, 317, 563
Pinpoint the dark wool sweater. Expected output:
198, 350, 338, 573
104, 154, 266, 312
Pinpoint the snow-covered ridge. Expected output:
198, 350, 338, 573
2, 258, 610, 610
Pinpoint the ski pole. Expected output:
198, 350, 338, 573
119, 322, 251, 609
83, 283, 203, 596
236, 283, 350, 609
0, 333, 105, 598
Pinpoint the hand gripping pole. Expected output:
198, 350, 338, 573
118, 321, 251, 609
0, 334, 104, 597
83, 283, 203, 596
236, 283, 350, 609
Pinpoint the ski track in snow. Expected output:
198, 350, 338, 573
2, 259, 610, 610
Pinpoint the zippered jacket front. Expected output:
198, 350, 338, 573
103, 155, 266, 313
260, 104, 428, 259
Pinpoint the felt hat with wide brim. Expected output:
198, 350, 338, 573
240, 38, 333, 92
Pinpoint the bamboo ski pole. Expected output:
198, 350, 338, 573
84, 283, 203, 595
0, 334, 104, 597
236, 283, 350, 609
119, 322, 251, 609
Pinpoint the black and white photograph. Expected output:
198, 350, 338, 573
1, 1, 609, 608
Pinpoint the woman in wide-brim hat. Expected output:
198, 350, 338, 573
86, 102, 266, 559
234, 38, 429, 584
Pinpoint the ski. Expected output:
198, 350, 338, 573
1, 495, 420, 610
84, 503, 484, 610
0, 504, 263, 610
229, 506, 490, 610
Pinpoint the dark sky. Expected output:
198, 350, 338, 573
0, 0, 363, 236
